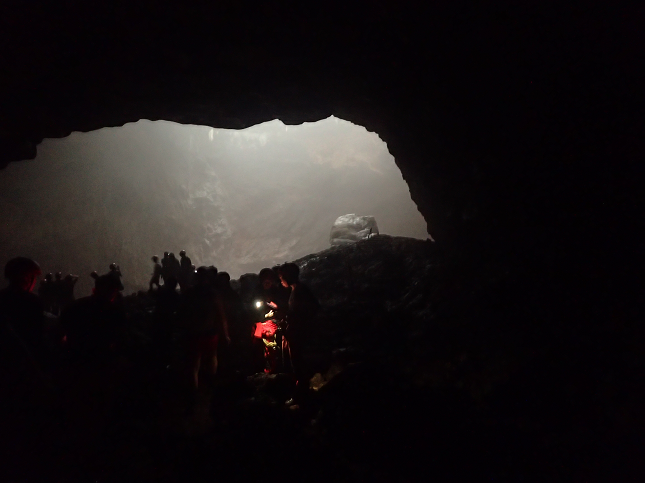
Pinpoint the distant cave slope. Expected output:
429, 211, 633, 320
0, 2, 638, 268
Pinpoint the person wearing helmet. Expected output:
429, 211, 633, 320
161, 252, 170, 284
106, 263, 124, 295
0, 257, 45, 355
179, 250, 192, 270
168, 253, 181, 282
108, 262, 123, 282
58, 272, 127, 455
0, 258, 57, 472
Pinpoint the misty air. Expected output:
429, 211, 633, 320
0, 117, 427, 295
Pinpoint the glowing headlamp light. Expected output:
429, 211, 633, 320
255, 300, 263, 309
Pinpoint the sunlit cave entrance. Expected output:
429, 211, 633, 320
0, 117, 427, 295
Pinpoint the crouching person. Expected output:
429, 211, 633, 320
277, 263, 319, 408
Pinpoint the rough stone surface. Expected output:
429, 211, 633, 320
0, 2, 638, 264
329, 214, 379, 246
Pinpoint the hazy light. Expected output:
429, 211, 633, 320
0, 116, 428, 295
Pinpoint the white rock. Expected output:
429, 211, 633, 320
330, 214, 379, 246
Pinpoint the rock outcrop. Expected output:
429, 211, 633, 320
329, 214, 379, 246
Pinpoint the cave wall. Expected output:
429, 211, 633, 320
0, 2, 640, 287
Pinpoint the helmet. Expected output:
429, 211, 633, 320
4, 257, 42, 291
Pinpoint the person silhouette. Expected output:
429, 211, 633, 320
149, 256, 162, 291
277, 263, 319, 407
0, 257, 44, 353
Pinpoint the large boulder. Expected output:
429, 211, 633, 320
329, 214, 379, 246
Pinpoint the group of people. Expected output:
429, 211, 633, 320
149, 251, 195, 291
38, 271, 78, 315
0, 251, 320, 414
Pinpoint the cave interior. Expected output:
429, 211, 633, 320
0, 2, 641, 481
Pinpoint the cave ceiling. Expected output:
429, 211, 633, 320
0, 2, 638, 254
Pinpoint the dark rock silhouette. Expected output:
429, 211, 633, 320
0, 236, 639, 481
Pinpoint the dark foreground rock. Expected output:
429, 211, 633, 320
1, 236, 641, 482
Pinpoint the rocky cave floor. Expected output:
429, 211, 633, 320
8, 236, 642, 482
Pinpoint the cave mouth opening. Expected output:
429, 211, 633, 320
0, 116, 427, 295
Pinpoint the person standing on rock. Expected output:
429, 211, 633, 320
179, 250, 192, 290
277, 263, 319, 407
179, 250, 191, 269
161, 252, 170, 285
168, 253, 181, 284
108, 263, 124, 291
149, 256, 163, 291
